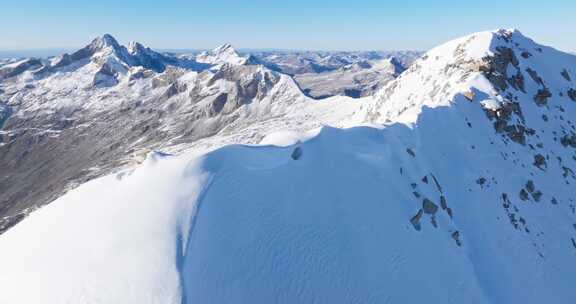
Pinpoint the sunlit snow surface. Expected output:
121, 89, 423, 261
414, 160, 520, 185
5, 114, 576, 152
1, 29, 576, 303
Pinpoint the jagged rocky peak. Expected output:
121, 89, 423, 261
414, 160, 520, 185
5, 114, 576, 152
69, 33, 129, 62
55, 34, 178, 78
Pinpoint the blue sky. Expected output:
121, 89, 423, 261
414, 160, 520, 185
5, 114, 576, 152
1, 0, 574, 51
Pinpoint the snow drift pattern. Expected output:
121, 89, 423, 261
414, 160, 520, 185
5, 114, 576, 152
1, 29, 576, 303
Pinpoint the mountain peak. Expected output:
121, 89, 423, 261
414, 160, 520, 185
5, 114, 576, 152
196, 43, 251, 66
369, 28, 575, 124
90, 34, 122, 51
213, 43, 236, 54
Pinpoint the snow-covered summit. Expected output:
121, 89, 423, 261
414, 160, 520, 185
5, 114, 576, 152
196, 43, 254, 65
89, 33, 123, 51
365, 28, 576, 125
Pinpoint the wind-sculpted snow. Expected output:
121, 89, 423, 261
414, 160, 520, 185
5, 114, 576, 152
0, 151, 207, 303
1, 29, 576, 303
2, 105, 576, 302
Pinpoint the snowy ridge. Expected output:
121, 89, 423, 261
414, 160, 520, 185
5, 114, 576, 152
1, 29, 576, 303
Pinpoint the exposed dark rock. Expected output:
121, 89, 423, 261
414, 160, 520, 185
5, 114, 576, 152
423, 198, 438, 214
440, 196, 447, 210
560, 133, 576, 148
291, 147, 303, 160
211, 93, 229, 113
526, 68, 544, 86
504, 124, 527, 145
430, 216, 438, 228
476, 177, 486, 187
508, 70, 525, 92
0, 103, 11, 130
0, 58, 43, 80
525, 180, 535, 193
562, 166, 575, 179
406, 148, 415, 157
502, 193, 511, 208
568, 89, 576, 102
128, 69, 155, 81
521, 51, 532, 59
431, 174, 443, 193
469, 46, 519, 92
531, 191, 543, 202
519, 189, 530, 201
534, 88, 552, 106
421, 175, 428, 184
160, 82, 188, 102
561, 69, 571, 82
452, 231, 461, 246
483, 100, 529, 145
533, 154, 547, 169
410, 209, 423, 231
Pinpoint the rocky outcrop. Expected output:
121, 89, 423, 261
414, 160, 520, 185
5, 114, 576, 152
534, 88, 552, 106
568, 89, 576, 102
422, 198, 438, 214
477, 46, 519, 91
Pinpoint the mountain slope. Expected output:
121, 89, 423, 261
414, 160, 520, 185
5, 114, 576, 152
0, 36, 330, 232
0, 29, 576, 303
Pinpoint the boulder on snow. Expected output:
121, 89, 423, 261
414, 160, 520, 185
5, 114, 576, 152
406, 148, 415, 157
533, 154, 547, 169
422, 198, 438, 214
291, 147, 303, 160
534, 88, 552, 106
567, 89, 576, 102
410, 209, 423, 231
452, 231, 462, 246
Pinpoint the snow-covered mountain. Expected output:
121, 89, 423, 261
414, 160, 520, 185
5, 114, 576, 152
250, 50, 421, 75
0, 35, 315, 232
195, 43, 256, 66
295, 57, 405, 98
1, 29, 576, 303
